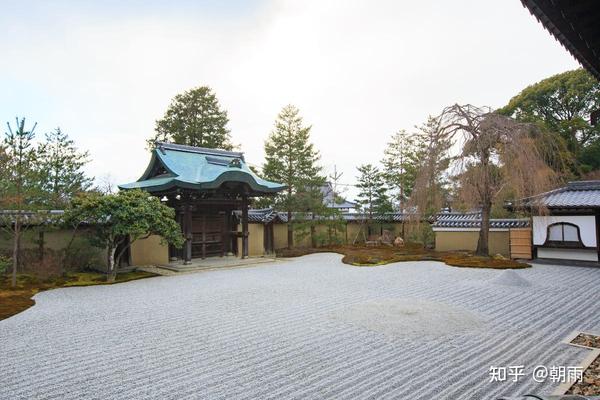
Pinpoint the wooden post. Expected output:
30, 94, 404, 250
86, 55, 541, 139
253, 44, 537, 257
38, 231, 45, 262
264, 222, 272, 255
171, 211, 183, 261
201, 214, 207, 260
184, 204, 192, 264
242, 195, 249, 259
222, 211, 228, 256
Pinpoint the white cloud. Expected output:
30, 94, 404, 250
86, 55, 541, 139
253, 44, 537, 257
0, 0, 579, 200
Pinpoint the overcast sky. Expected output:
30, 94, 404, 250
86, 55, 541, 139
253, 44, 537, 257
0, 0, 579, 200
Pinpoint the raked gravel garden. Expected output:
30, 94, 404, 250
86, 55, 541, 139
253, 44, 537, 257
1, 253, 599, 399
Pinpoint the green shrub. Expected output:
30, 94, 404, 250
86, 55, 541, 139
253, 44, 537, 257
0, 255, 10, 275
312, 231, 344, 247
63, 240, 103, 272
407, 223, 435, 248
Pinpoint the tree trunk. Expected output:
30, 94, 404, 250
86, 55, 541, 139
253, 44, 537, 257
476, 148, 492, 257
476, 200, 491, 256
287, 210, 293, 249
39, 231, 45, 263
310, 214, 316, 248
106, 246, 117, 283
11, 219, 20, 288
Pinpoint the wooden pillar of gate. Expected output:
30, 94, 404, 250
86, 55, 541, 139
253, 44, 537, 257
201, 214, 207, 260
184, 204, 193, 264
241, 195, 249, 259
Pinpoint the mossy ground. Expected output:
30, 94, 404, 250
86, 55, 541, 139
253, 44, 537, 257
276, 243, 530, 269
0, 271, 157, 321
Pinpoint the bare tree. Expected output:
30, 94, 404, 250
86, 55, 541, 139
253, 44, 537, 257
435, 104, 566, 256
95, 173, 116, 195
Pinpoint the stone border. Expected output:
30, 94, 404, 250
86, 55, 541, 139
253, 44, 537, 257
553, 330, 600, 395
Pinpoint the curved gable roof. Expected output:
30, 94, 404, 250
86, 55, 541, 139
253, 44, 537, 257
119, 142, 285, 195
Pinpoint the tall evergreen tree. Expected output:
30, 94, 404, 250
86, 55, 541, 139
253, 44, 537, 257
149, 86, 233, 150
262, 105, 322, 248
410, 116, 452, 217
355, 164, 392, 221
0, 118, 44, 287
381, 130, 419, 211
500, 68, 600, 174
38, 128, 93, 208
292, 178, 346, 247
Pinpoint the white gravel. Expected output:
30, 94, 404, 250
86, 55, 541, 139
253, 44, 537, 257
331, 299, 486, 337
490, 270, 532, 287
1, 253, 599, 400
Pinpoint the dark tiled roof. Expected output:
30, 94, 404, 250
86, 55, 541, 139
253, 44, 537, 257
515, 180, 600, 209
342, 213, 417, 222
235, 209, 288, 224
0, 210, 65, 226
238, 209, 417, 224
521, 0, 600, 80
432, 212, 530, 229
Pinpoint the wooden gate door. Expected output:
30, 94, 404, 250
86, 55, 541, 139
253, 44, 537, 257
191, 212, 225, 259
509, 228, 532, 260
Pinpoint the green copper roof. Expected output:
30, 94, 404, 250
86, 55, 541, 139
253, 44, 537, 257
119, 142, 286, 195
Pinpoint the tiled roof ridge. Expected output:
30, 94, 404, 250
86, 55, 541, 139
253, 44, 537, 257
510, 180, 600, 209
521, 180, 600, 200
432, 211, 530, 228
156, 141, 245, 160
566, 180, 600, 190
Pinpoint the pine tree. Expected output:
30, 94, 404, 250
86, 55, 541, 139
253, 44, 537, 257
0, 118, 44, 287
149, 86, 233, 150
410, 116, 452, 218
381, 130, 419, 211
355, 164, 392, 221
38, 128, 93, 208
262, 105, 322, 248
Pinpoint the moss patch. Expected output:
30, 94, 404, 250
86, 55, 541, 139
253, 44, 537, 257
442, 255, 529, 269
276, 244, 530, 270
0, 271, 157, 321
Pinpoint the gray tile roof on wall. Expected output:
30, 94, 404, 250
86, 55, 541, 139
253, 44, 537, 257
239, 209, 418, 224
342, 213, 417, 222
515, 180, 600, 209
0, 210, 65, 226
234, 209, 287, 224
432, 212, 530, 229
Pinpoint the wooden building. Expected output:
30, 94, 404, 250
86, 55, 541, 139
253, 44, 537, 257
522, 0, 600, 81
513, 181, 600, 263
119, 142, 285, 264
522, 1, 599, 124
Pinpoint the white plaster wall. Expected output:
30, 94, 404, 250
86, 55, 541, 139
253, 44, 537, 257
537, 248, 599, 262
532, 215, 597, 247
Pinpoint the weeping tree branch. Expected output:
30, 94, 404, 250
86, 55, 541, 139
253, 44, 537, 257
414, 104, 567, 256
